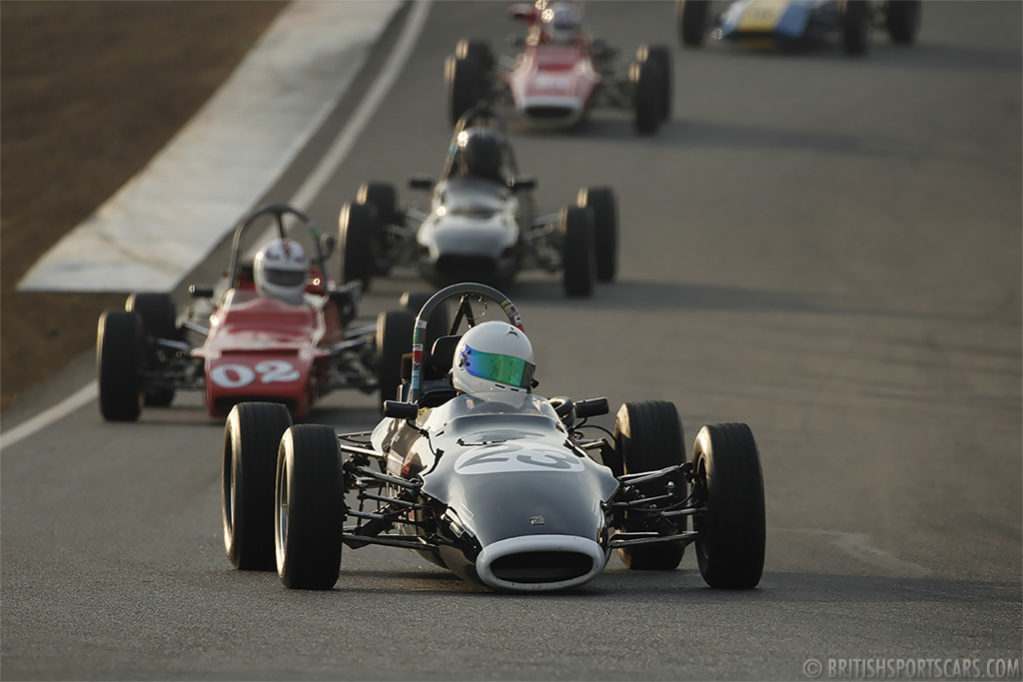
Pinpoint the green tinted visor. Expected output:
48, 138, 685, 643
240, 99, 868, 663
461, 346, 535, 389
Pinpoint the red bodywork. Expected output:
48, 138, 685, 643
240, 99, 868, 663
504, 5, 601, 126
191, 272, 343, 419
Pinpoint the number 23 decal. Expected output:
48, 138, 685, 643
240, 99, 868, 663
210, 360, 300, 388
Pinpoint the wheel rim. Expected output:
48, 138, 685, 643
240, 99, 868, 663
275, 455, 289, 562
222, 438, 236, 542
228, 456, 237, 535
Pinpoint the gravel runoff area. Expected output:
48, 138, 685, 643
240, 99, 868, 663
1, 0, 287, 411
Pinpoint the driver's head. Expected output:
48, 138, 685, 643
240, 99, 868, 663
253, 238, 309, 305
542, 2, 582, 43
452, 321, 535, 406
457, 127, 502, 179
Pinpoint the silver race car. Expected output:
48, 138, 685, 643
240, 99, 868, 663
221, 282, 766, 592
337, 105, 618, 298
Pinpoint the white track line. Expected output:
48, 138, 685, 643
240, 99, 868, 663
1, 1, 432, 452
2, 382, 98, 450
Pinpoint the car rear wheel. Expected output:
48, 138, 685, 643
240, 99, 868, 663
842, 0, 871, 55
223, 402, 293, 570
456, 38, 494, 74
613, 401, 687, 570
125, 292, 177, 407
631, 58, 663, 134
357, 182, 399, 276
560, 206, 596, 298
692, 422, 765, 589
886, 0, 920, 45
376, 309, 414, 405
637, 45, 672, 121
339, 201, 375, 291
96, 310, 144, 422
577, 187, 618, 283
677, 0, 709, 47
275, 425, 345, 590
446, 54, 480, 127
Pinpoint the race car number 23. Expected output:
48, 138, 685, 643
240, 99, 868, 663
454, 444, 584, 475
210, 360, 300, 388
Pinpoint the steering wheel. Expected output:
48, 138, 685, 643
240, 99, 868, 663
408, 282, 525, 402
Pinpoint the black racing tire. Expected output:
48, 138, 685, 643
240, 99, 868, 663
692, 422, 766, 589
677, 0, 710, 47
446, 54, 480, 127
356, 182, 399, 276
613, 401, 687, 570
577, 187, 618, 283
886, 0, 920, 45
637, 45, 672, 121
842, 0, 871, 56
455, 38, 494, 74
631, 59, 663, 135
125, 292, 177, 407
125, 292, 176, 339
401, 290, 452, 347
375, 309, 415, 405
96, 310, 144, 422
275, 425, 345, 590
223, 402, 293, 571
339, 201, 375, 291
357, 182, 399, 225
560, 206, 596, 298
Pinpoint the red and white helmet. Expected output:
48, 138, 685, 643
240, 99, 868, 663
253, 238, 309, 305
452, 321, 535, 406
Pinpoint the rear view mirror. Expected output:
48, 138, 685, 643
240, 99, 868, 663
408, 176, 434, 190
508, 176, 536, 192
383, 400, 419, 420
574, 397, 609, 419
189, 285, 214, 299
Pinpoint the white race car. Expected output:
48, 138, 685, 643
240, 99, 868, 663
221, 282, 767, 592
338, 105, 618, 297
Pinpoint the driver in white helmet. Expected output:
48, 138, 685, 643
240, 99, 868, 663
252, 238, 310, 306
451, 320, 536, 408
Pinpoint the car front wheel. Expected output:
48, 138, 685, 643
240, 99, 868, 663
97, 310, 144, 422
275, 425, 345, 590
692, 422, 766, 588
223, 402, 293, 570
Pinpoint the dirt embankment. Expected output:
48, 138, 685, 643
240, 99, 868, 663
1, 1, 287, 411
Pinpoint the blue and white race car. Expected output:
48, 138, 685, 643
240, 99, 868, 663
676, 0, 921, 55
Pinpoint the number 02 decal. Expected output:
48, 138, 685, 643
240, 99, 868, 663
210, 360, 301, 388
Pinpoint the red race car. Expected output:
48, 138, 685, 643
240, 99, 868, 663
96, 204, 417, 422
446, 0, 672, 133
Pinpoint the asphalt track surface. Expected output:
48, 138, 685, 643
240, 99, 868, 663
2, 2, 1020, 680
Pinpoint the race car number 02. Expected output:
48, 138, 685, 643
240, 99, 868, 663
210, 360, 300, 388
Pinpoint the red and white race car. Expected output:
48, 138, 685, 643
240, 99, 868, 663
446, 0, 672, 134
95, 204, 416, 422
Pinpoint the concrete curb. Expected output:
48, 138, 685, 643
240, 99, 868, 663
19, 0, 402, 293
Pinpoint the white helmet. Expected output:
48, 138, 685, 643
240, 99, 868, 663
452, 321, 536, 405
253, 238, 309, 305
543, 3, 581, 43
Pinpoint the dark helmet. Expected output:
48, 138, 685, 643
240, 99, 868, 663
458, 127, 502, 178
